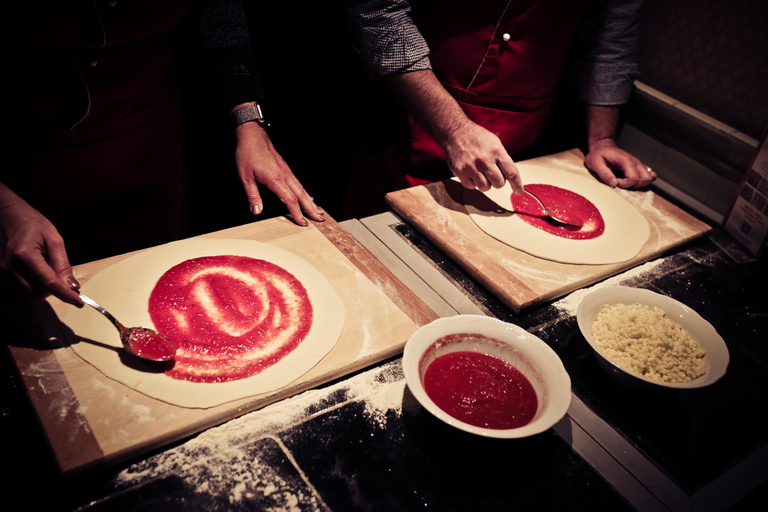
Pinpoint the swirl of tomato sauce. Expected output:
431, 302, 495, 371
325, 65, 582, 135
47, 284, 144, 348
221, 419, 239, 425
149, 255, 313, 383
510, 184, 605, 240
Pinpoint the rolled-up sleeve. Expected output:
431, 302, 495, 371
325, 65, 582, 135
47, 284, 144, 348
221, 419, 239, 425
344, 0, 432, 80
575, 0, 643, 106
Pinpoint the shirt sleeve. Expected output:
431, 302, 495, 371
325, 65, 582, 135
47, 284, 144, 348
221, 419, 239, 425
196, 0, 266, 110
573, 0, 644, 106
344, 0, 432, 80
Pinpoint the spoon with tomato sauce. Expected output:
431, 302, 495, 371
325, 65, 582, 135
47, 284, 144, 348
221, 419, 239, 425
522, 189, 583, 228
78, 293, 176, 362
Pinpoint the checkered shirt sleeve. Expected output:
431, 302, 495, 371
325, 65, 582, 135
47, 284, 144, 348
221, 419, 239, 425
344, 0, 432, 80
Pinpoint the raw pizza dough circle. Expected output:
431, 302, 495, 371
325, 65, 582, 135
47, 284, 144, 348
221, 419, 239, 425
464, 166, 650, 264
64, 238, 345, 408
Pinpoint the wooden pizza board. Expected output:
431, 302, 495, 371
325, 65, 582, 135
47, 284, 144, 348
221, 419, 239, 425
386, 148, 713, 313
5, 216, 437, 474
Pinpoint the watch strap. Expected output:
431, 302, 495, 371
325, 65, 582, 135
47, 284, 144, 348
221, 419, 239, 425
232, 103, 268, 127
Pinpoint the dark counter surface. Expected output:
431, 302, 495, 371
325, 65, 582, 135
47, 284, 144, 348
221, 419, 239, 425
1, 350, 630, 511
2, 224, 767, 511
393, 221, 768, 510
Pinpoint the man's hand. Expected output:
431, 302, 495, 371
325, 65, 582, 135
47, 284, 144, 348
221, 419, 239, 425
233, 118, 325, 226
442, 117, 523, 194
386, 70, 523, 194
0, 184, 82, 305
585, 138, 656, 189
586, 105, 656, 189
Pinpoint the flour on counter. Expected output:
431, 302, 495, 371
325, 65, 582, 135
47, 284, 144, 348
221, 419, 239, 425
499, 257, 577, 285
633, 190, 706, 239
27, 350, 72, 396
25, 351, 92, 438
114, 361, 407, 509
553, 257, 667, 316
334, 258, 407, 359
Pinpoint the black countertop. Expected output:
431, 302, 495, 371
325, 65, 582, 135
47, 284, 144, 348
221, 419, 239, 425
395, 222, 768, 509
2, 226, 767, 511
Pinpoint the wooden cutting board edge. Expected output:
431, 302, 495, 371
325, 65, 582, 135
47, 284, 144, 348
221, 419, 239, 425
8, 215, 438, 475
6, 311, 107, 475
385, 150, 713, 313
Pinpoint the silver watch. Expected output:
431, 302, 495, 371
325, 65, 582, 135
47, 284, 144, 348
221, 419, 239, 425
232, 103, 269, 127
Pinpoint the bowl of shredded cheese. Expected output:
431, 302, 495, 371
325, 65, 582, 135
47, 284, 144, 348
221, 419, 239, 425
576, 286, 729, 389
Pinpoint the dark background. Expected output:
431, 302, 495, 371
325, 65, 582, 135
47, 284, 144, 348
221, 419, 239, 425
175, 2, 371, 235
174, 0, 768, 238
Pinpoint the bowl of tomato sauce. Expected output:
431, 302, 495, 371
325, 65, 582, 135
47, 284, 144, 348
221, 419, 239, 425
403, 315, 571, 438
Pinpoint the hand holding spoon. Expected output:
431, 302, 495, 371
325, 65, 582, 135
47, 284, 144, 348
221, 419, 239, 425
78, 293, 176, 362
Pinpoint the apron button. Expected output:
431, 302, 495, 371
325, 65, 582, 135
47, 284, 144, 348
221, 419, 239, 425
502, 33, 511, 42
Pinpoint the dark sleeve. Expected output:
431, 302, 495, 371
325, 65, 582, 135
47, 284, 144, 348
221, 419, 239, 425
196, 0, 265, 110
573, 0, 643, 106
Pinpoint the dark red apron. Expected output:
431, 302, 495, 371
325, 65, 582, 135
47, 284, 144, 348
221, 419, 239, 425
13, 1, 192, 264
406, 0, 592, 184
345, 0, 593, 217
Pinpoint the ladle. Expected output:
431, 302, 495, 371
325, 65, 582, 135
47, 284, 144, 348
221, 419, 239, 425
78, 292, 176, 362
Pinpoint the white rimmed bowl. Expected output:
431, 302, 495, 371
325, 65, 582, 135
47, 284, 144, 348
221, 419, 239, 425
576, 286, 729, 389
402, 315, 571, 438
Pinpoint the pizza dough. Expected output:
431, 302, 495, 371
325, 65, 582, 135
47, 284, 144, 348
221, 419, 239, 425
463, 165, 650, 264
64, 238, 345, 408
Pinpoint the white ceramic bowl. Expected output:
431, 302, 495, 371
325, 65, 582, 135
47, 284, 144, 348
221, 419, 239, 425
402, 315, 571, 438
576, 286, 729, 389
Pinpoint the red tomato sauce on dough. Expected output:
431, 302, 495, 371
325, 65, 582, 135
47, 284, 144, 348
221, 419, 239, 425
423, 351, 537, 429
510, 184, 605, 239
149, 255, 312, 383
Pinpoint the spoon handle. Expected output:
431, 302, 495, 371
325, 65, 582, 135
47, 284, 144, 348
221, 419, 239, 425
523, 188, 546, 211
79, 293, 123, 330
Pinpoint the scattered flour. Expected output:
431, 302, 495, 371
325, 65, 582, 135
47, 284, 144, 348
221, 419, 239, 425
630, 190, 699, 239
27, 351, 72, 396
552, 257, 667, 316
113, 361, 407, 508
24, 351, 93, 438
500, 257, 576, 285
334, 258, 402, 358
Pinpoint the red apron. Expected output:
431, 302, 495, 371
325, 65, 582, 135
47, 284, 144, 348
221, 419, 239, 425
406, 0, 592, 184
345, 0, 593, 217
12, 1, 192, 264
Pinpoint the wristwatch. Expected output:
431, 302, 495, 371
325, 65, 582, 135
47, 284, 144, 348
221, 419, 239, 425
232, 103, 269, 128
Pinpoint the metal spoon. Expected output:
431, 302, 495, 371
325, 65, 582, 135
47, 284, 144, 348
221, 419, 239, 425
78, 292, 176, 362
523, 188, 583, 228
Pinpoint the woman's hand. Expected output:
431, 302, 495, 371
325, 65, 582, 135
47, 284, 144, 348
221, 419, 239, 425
233, 107, 325, 227
0, 183, 82, 305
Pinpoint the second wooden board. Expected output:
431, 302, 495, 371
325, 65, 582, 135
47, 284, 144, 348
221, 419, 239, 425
386, 149, 712, 312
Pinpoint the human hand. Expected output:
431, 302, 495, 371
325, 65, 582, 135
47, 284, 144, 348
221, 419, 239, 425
234, 122, 325, 226
585, 138, 656, 189
0, 185, 82, 306
384, 70, 522, 194
442, 119, 524, 194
